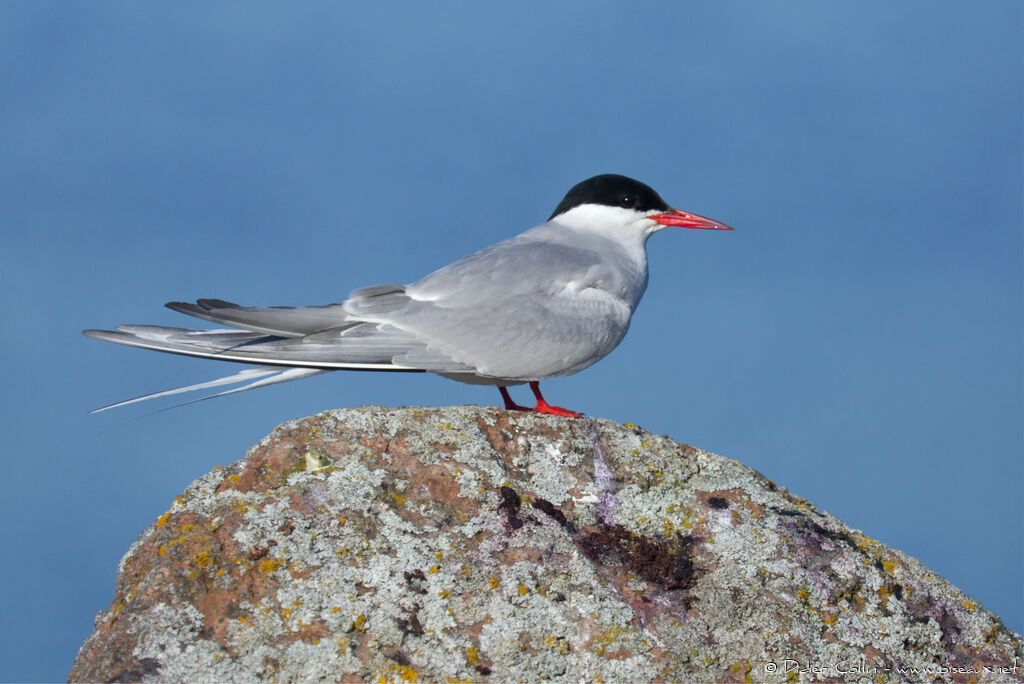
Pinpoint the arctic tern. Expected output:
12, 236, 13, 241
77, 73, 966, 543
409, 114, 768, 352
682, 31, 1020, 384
84, 174, 732, 416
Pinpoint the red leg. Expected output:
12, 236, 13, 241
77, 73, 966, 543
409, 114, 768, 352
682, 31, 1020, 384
498, 386, 530, 411
529, 381, 582, 418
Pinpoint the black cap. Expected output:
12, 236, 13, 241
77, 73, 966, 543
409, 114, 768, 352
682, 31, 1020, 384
549, 174, 670, 220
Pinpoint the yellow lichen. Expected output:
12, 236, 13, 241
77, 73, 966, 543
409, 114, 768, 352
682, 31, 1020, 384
465, 646, 479, 666
428, 565, 440, 574
544, 636, 570, 655
377, 664, 419, 683
488, 576, 499, 590
352, 614, 367, 632
591, 626, 637, 656
155, 511, 172, 528
258, 558, 284, 573
517, 584, 528, 595
728, 661, 753, 684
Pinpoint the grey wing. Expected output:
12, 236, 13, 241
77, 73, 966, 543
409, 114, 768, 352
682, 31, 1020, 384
166, 284, 412, 335
165, 298, 355, 336
404, 236, 605, 303
391, 290, 632, 380
106, 284, 479, 374
342, 239, 635, 380
83, 297, 474, 412
83, 322, 476, 372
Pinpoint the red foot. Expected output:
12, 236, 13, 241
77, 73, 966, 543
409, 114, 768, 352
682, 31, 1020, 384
497, 383, 583, 417
533, 398, 582, 418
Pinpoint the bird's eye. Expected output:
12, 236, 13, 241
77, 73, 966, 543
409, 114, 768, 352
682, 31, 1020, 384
618, 194, 636, 208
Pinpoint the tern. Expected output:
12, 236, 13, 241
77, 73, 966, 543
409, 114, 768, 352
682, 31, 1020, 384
84, 174, 732, 416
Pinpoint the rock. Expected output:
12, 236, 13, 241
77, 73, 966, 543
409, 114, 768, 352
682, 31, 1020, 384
70, 406, 1022, 682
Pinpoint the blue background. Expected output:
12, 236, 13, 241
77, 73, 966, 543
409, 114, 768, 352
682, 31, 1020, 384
2, 2, 1021, 680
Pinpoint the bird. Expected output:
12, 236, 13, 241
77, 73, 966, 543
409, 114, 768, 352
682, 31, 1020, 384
84, 174, 732, 416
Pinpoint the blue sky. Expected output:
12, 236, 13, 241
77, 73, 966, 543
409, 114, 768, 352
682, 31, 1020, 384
2, 2, 1021, 680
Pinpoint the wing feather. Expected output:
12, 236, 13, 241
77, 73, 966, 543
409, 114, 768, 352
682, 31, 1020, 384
82, 321, 473, 372
166, 299, 353, 336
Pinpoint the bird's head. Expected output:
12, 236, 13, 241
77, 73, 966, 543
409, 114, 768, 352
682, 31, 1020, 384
548, 174, 733, 237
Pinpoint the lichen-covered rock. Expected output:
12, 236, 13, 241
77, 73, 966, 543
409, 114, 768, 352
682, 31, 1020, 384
70, 406, 1022, 683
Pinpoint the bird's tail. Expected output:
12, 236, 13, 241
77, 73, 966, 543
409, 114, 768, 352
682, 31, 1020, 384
81, 325, 430, 370
82, 322, 429, 413
82, 290, 480, 411
89, 365, 326, 413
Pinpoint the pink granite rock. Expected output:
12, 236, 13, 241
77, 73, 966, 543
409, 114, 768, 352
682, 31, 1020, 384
70, 406, 1022, 682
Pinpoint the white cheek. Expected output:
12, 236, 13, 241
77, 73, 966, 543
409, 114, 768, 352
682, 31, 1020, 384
553, 204, 651, 240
